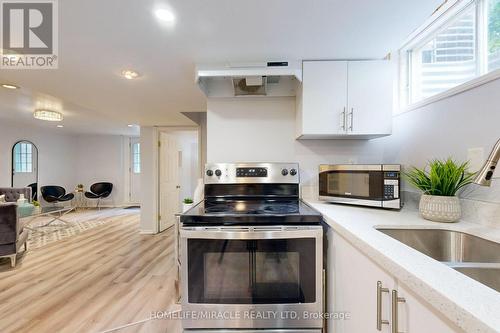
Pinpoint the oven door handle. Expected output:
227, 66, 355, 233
180, 227, 323, 240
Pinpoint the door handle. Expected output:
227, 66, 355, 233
391, 290, 406, 333
340, 107, 346, 131
377, 281, 390, 330
349, 108, 354, 131
176, 185, 181, 189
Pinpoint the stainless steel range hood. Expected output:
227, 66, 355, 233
195, 61, 302, 97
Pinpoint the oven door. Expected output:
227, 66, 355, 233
181, 226, 323, 329
319, 165, 384, 207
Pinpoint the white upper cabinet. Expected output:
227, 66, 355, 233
297, 60, 394, 139
297, 61, 349, 137
347, 61, 394, 136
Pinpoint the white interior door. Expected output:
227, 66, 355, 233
129, 138, 141, 204
159, 132, 180, 232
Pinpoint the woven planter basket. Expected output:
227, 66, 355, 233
419, 194, 461, 223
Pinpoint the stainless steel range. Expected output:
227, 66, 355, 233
180, 163, 324, 333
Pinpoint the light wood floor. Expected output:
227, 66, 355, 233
0, 209, 182, 333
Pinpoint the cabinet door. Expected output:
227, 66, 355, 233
347, 60, 393, 136
301, 61, 348, 136
329, 230, 394, 333
395, 284, 461, 333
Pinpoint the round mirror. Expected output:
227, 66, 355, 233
11, 140, 39, 201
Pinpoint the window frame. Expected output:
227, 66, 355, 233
398, 0, 500, 113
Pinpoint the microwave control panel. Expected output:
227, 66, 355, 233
383, 172, 400, 199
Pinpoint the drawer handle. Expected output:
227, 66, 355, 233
376, 281, 389, 330
392, 289, 406, 333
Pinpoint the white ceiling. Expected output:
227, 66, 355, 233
0, 0, 442, 135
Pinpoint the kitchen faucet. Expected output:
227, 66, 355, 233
474, 138, 500, 187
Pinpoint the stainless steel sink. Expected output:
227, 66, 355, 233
449, 265, 500, 293
377, 228, 500, 292
377, 228, 500, 263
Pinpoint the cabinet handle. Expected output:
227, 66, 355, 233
340, 107, 346, 131
376, 281, 390, 330
391, 290, 406, 333
349, 108, 354, 131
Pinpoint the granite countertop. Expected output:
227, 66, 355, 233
303, 199, 500, 333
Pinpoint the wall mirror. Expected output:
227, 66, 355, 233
11, 140, 39, 201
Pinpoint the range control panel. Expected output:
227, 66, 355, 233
236, 167, 268, 178
383, 171, 400, 200
205, 163, 299, 184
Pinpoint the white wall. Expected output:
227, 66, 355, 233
377, 78, 500, 204
207, 97, 384, 187
0, 120, 133, 207
0, 121, 77, 195
207, 79, 500, 208
140, 126, 158, 233
74, 134, 128, 207
174, 130, 199, 201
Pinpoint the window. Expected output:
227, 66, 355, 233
132, 142, 141, 173
400, 0, 500, 107
14, 142, 33, 173
488, 0, 500, 71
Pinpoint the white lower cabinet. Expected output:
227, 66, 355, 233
395, 284, 459, 333
328, 230, 461, 333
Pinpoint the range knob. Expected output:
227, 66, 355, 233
290, 168, 297, 176
281, 169, 289, 176
215, 169, 222, 177
206, 170, 214, 177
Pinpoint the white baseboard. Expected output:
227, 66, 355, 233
139, 230, 155, 235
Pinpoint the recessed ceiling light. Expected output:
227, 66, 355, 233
33, 109, 63, 122
57, 125, 64, 128
1, 83, 19, 89
127, 124, 134, 127
121, 69, 140, 80
154, 8, 175, 23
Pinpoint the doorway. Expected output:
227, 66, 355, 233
158, 128, 200, 233
11, 140, 38, 201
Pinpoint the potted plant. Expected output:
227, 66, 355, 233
404, 158, 475, 223
182, 198, 194, 213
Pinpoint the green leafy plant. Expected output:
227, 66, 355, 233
32, 200, 40, 207
183, 198, 194, 204
404, 158, 476, 196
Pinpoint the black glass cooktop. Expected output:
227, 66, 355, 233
180, 199, 323, 225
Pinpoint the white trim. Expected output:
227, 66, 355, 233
397, 67, 500, 114
139, 230, 155, 235
400, 0, 471, 49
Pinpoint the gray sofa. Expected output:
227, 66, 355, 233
0, 187, 31, 268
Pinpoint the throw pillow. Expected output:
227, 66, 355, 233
0, 194, 6, 203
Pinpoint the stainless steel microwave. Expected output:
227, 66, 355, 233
319, 164, 401, 209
